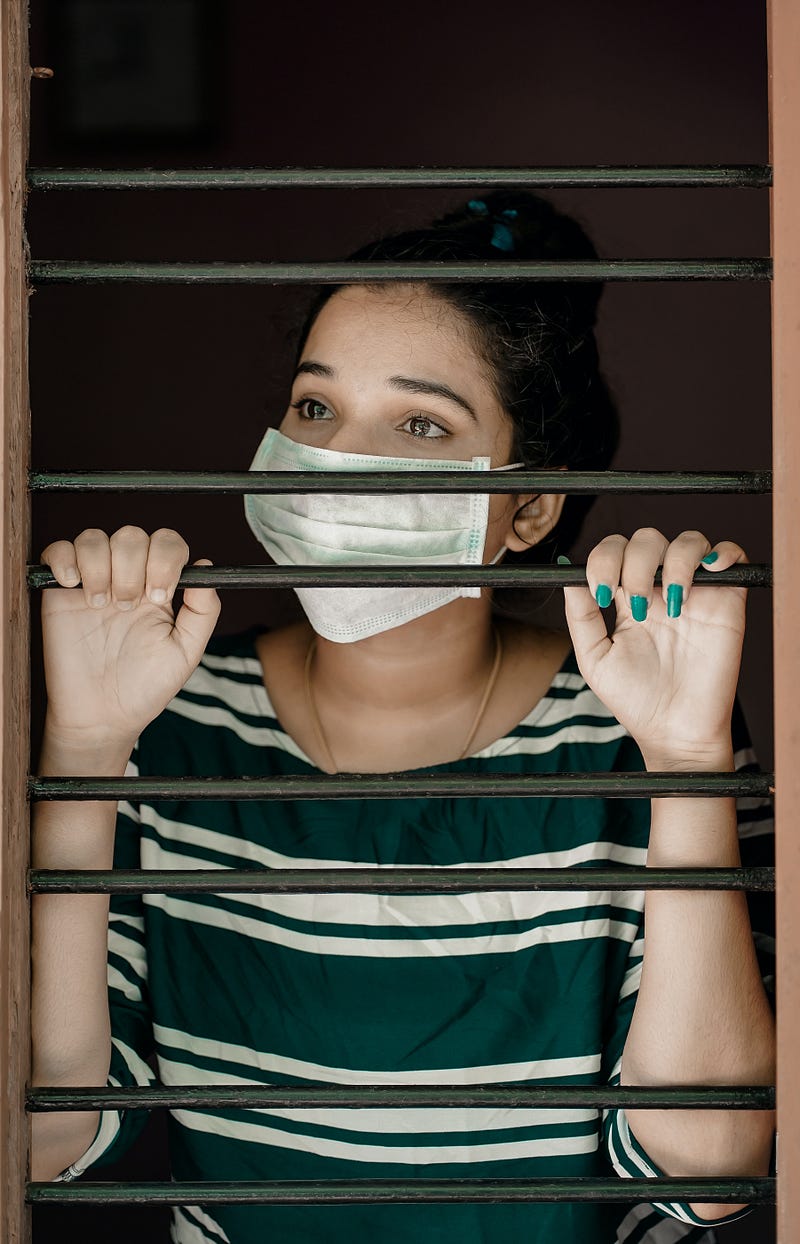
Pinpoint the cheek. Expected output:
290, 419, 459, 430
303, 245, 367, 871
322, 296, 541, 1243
486, 494, 518, 532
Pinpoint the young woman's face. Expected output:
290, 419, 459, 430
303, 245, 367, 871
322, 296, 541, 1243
278, 284, 551, 561
280, 284, 515, 464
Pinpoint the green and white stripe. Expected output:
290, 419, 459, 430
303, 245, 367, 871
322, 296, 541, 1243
55, 625, 772, 1244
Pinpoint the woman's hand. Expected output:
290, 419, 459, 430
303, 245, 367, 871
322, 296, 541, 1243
561, 528, 747, 766
39, 526, 221, 749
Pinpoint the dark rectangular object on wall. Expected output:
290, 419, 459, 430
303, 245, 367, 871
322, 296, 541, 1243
48, 0, 223, 146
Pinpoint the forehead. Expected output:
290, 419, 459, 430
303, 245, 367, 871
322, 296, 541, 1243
302, 285, 495, 392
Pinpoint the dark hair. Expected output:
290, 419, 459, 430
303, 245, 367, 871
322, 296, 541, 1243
292, 190, 620, 567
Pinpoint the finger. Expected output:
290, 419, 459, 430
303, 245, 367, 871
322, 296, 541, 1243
109, 526, 150, 611
39, 540, 81, 587
73, 529, 112, 609
698, 540, 749, 570
172, 559, 221, 657
659, 530, 711, 618
145, 528, 191, 605
584, 533, 628, 612
619, 527, 669, 622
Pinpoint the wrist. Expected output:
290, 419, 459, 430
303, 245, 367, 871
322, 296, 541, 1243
640, 739, 735, 773
39, 719, 136, 775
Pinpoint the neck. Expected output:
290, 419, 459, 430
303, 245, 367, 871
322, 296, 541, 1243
309, 597, 499, 718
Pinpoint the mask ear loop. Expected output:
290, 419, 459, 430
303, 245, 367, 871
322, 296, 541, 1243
486, 463, 537, 564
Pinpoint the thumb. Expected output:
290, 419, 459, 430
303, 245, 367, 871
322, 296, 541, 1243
173, 558, 221, 657
560, 556, 612, 673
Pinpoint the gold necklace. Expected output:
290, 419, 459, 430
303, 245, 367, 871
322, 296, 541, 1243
303, 625, 504, 774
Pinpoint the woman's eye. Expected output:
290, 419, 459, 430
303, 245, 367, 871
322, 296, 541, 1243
402, 415, 448, 439
292, 398, 333, 420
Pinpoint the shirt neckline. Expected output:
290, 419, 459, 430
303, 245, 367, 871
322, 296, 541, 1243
243, 626, 578, 773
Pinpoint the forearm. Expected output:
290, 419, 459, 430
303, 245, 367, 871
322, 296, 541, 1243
620, 743, 775, 1218
30, 726, 133, 1179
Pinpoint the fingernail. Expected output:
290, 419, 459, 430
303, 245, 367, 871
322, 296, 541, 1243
149, 588, 167, 603
595, 584, 613, 608
666, 583, 683, 618
556, 555, 571, 565
702, 551, 718, 565
115, 599, 134, 611
90, 593, 108, 608
630, 594, 648, 622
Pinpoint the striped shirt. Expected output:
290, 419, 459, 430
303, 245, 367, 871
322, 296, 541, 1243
57, 625, 775, 1244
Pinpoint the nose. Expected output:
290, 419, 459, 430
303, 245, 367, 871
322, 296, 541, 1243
318, 415, 389, 458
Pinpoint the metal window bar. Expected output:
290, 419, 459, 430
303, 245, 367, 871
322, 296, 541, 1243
27, 258, 774, 283
0, 3, 793, 1237
25, 1177, 776, 1209
24, 165, 774, 189
25, 467, 775, 492
18, 203, 779, 1210
21, 408, 778, 1213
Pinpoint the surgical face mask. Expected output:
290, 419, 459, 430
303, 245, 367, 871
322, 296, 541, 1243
243, 427, 524, 643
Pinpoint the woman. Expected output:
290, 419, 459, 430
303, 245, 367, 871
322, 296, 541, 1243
31, 193, 775, 1243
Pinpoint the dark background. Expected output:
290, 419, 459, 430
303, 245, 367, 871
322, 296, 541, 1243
26, 0, 774, 1240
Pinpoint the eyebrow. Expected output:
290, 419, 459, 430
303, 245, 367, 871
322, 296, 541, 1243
293, 360, 478, 422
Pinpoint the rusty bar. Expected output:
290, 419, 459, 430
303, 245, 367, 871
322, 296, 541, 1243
0, 0, 30, 1241
0, 0, 29, 1234
769, 1, 800, 1240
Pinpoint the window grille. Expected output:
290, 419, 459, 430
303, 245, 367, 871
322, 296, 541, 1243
2, 0, 797, 1238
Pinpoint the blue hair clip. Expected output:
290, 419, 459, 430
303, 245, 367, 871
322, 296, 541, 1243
467, 200, 518, 251
491, 207, 518, 252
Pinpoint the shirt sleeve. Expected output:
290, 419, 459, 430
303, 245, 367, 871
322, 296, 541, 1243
53, 739, 158, 1182
601, 694, 776, 1226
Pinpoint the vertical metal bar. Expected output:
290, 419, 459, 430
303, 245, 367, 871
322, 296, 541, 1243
0, 0, 30, 1240
768, 1, 800, 1240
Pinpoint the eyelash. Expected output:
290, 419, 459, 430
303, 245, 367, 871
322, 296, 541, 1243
290, 398, 331, 420
289, 398, 451, 439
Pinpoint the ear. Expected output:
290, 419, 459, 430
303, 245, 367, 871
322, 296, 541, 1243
502, 467, 569, 553
503, 492, 567, 552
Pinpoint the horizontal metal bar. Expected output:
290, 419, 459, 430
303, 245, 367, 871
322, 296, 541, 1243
27, 259, 773, 284
28, 771, 774, 803
28, 865, 775, 895
25, 165, 774, 191
27, 468, 773, 494
25, 1176, 775, 1206
26, 564, 772, 591
26, 1084, 775, 1111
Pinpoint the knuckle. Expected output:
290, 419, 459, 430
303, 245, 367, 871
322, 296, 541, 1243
110, 524, 148, 545
151, 528, 190, 556
73, 527, 109, 546
39, 539, 72, 562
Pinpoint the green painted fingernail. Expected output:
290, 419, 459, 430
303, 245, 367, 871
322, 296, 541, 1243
556, 555, 571, 565
630, 594, 648, 621
702, 551, 718, 564
595, 584, 612, 608
667, 583, 683, 618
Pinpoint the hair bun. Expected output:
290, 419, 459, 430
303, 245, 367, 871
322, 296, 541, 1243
435, 190, 603, 331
